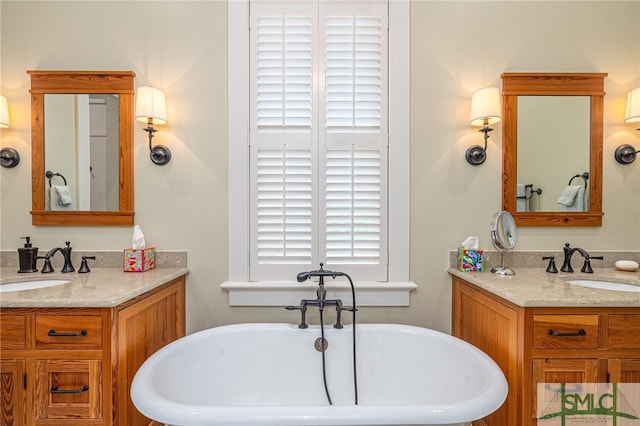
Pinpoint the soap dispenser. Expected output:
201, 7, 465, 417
18, 236, 39, 273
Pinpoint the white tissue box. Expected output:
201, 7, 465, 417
123, 247, 155, 272
458, 248, 483, 272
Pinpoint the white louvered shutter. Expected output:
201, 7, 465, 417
320, 1, 388, 280
250, 0, 388, 282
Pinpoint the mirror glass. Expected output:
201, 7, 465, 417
29, 70, 135, 226
516, 96, 591, 212
44, 94, 120, 211
501, 72, 606, 227
491, 210, 517, 251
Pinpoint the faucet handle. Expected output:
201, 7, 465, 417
78, 256, 96, 273
285, 305, 302, 311
542, 256, 558, 273
581, 259, 593, 274
284, 305, 309, 329
581, 256, 603, 274
38, 256, 54, 273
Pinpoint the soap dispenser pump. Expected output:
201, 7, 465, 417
18, 236, 39, 273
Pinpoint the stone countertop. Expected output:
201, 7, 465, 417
448, 267, 640, 307
0, 267, 189, 308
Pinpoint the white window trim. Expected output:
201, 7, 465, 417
223, 0, 415, 306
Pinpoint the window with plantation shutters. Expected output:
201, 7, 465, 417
255, 13, 313, 129
250, 0, 388, 282
323, 149, 384, 266
253, 148, 314, 266
325, 15, 383, 131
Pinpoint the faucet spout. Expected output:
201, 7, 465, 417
287, 263, 351, 329
560, 243, 594, 273
44, 241, 75, 273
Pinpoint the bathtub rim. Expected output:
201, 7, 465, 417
131, 323, 508, 426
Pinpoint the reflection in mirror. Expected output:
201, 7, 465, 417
516, 96, 590, 212
44, 94, 120, 211
501, 72, 607, 227
29, 70, 135, 226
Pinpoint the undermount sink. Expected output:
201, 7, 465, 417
567, 279, 640, 293
0, 279, 70, 293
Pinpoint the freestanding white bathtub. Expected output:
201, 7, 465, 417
131, 323, 507, 426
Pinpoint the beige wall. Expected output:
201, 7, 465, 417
1, 1, 639, 334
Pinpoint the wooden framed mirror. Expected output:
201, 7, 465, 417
501, 72, 607, 226
29, 70, 135, 226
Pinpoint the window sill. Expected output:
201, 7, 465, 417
220, 281, 417, 307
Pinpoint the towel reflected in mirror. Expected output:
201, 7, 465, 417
557, 185, 587, 212
516, 184, 530, 212
49, 184, 74, 210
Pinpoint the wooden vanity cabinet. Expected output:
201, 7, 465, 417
0, 275, 185, 426
452, 276, 640, 426
0, 359, 27, 426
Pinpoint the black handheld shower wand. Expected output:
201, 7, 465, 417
296, 263, 345, 282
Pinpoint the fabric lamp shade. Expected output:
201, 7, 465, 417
135, 86, 168, 125
0, 95, 10, 128
470, 87, 501, 126
625, 88, 640, 123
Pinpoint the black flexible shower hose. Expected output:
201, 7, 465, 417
320, 274, 358, 406
319, 308, 333, 405
346, 274, 358, 405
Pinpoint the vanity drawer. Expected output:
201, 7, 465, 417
35, 315, 102, 349
0, 315, 27, 350
34, 359, 102, 421
608, 315, 640, 349
533, 315, 599, 349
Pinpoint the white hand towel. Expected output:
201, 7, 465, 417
568, 186, 585, 212
558, 185, 586, 212
49, 185, 74, 210
583, 186, 590, 211
557, 185, 583, 206
516, 184, 530, 212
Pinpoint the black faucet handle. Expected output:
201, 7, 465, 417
284, 305, 308, 329
542, 256, 558, 273
581, 259, 593, 274
39, 256, 54, 273
285, 305, 302, 311
581, 256, 603, 274
78, 256, 96, 273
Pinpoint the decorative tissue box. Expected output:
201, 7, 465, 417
458, 248, 483, 272
123, 247, 155, 272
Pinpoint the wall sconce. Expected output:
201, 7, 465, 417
614, 87, 640, 164
466, 87, 502, 165
0, 94, 20, 169
135, 86, 171, 165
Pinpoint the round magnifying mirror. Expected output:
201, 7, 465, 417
490, 211, 517, 275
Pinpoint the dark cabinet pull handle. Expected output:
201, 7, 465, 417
548, 328, 586, 337
545, 383, 583, 393
48, 329, 88, 337
50, 385, 89, 394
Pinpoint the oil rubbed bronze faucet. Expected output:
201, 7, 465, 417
286, 264, 348, 329
560, 243, 603, 273
41, 241, 75, 273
